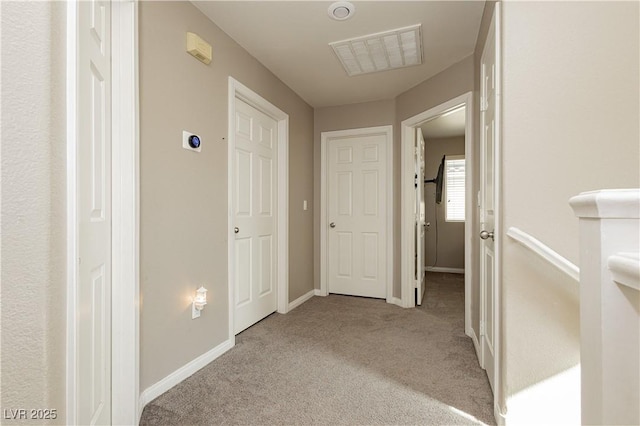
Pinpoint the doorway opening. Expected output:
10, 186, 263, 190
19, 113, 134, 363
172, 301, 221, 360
419, 106, 467, 304
400, 92, 474, 341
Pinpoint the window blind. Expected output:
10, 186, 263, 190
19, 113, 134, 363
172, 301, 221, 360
445, 156, 465, 222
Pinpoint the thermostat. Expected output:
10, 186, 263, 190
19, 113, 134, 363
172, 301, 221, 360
182, 131, 202, 153
188, 135, 201, 149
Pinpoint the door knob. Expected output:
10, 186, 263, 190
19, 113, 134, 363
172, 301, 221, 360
329, 222, 336, 228
480, 230, 494, 241
234, 227, 239, 234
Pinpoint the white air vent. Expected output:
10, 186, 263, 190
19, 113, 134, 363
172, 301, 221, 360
329, 24, 423, 76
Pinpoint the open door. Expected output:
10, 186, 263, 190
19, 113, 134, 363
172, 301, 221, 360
479, 7, 499, 393
415, 128, 426, 305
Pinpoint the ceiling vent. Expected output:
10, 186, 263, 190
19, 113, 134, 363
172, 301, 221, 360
329, 24, 423, 76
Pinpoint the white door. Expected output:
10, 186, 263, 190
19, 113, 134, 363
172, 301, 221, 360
415, 129, 426, 305
480, 13, 498, 393
327, 130, 388, 298
78, 1, 112, 424
233, 98, 278, 334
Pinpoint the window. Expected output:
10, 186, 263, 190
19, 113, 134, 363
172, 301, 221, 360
445, 155, 465, 222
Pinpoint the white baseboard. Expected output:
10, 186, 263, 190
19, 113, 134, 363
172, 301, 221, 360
466, 326, 482, 368
288, 289, 315, 311
314, 289, 326, 296
425, 266, 465, 274
495, 403, 507, 425
388, 297, 404, 307
138, 338, 234, 421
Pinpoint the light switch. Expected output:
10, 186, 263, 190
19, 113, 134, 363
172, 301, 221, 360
303, 200, 308, 211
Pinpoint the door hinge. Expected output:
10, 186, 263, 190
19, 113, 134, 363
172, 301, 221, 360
480, 320, 486, 336
480, 97, 488, 112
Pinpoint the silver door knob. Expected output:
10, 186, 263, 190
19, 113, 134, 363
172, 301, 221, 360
480, 230, 494, 240
329, 222, 336, 228
234, 227, 239, 234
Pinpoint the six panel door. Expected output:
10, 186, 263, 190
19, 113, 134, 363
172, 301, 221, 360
233, 98, 278, 334
327, 132, 388, 299
78, 0, 112, 424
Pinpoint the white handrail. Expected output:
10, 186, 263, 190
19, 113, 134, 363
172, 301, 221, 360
506, 227, 580, 282
608, 252, 640, 291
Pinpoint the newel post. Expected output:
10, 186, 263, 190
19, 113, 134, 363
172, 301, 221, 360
570, 189, 640, 425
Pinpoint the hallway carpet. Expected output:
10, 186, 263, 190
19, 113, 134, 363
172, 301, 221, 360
140, 273, 495, 425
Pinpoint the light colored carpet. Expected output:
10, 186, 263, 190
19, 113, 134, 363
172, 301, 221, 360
140, 272, 494, 425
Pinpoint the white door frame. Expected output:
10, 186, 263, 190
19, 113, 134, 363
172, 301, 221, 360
66, 0, 139, 424
227, 77, 289, 342
319, 125, 394, 302
399, 92, 474, 333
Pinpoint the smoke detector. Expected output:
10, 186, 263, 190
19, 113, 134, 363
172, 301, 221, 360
328, 1, 355, 21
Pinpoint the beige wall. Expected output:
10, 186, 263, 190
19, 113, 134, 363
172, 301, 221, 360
500, 1, 640, 422
423, 137, 465, 269
0, 2, 67, 423
139, 1, 314, 390
313, 99, 396, 291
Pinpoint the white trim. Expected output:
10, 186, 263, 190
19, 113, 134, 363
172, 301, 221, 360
569, 188, 640, 219
495, 404, 507, 426
66, 2, 140, 423
608, 252, 640, 291
314, 289, 325, 297
111, 1, 140, 424
288, 289, 315, 311
400, 92, 474, 329
466, 326, 482, 367
507, 227, 579, 282
425, 266, 465, 274
65, 1, 79, 422
389, 297, 404, 308
138, 338, 234, 418
319, 125, 394, 303
494, 5, 503, 418
228, 77, 289, 341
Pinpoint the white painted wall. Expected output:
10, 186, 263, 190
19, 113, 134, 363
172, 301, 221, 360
500, 1, 639, 423
0, 2, 67, 423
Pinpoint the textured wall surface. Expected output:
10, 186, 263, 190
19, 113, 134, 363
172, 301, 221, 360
139, 1, 314, 391
501, 1, 639, 423
0, 1, 67, 423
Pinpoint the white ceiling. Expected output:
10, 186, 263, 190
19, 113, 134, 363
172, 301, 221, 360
420, 106, 466, 139
193, 1, 485, 108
